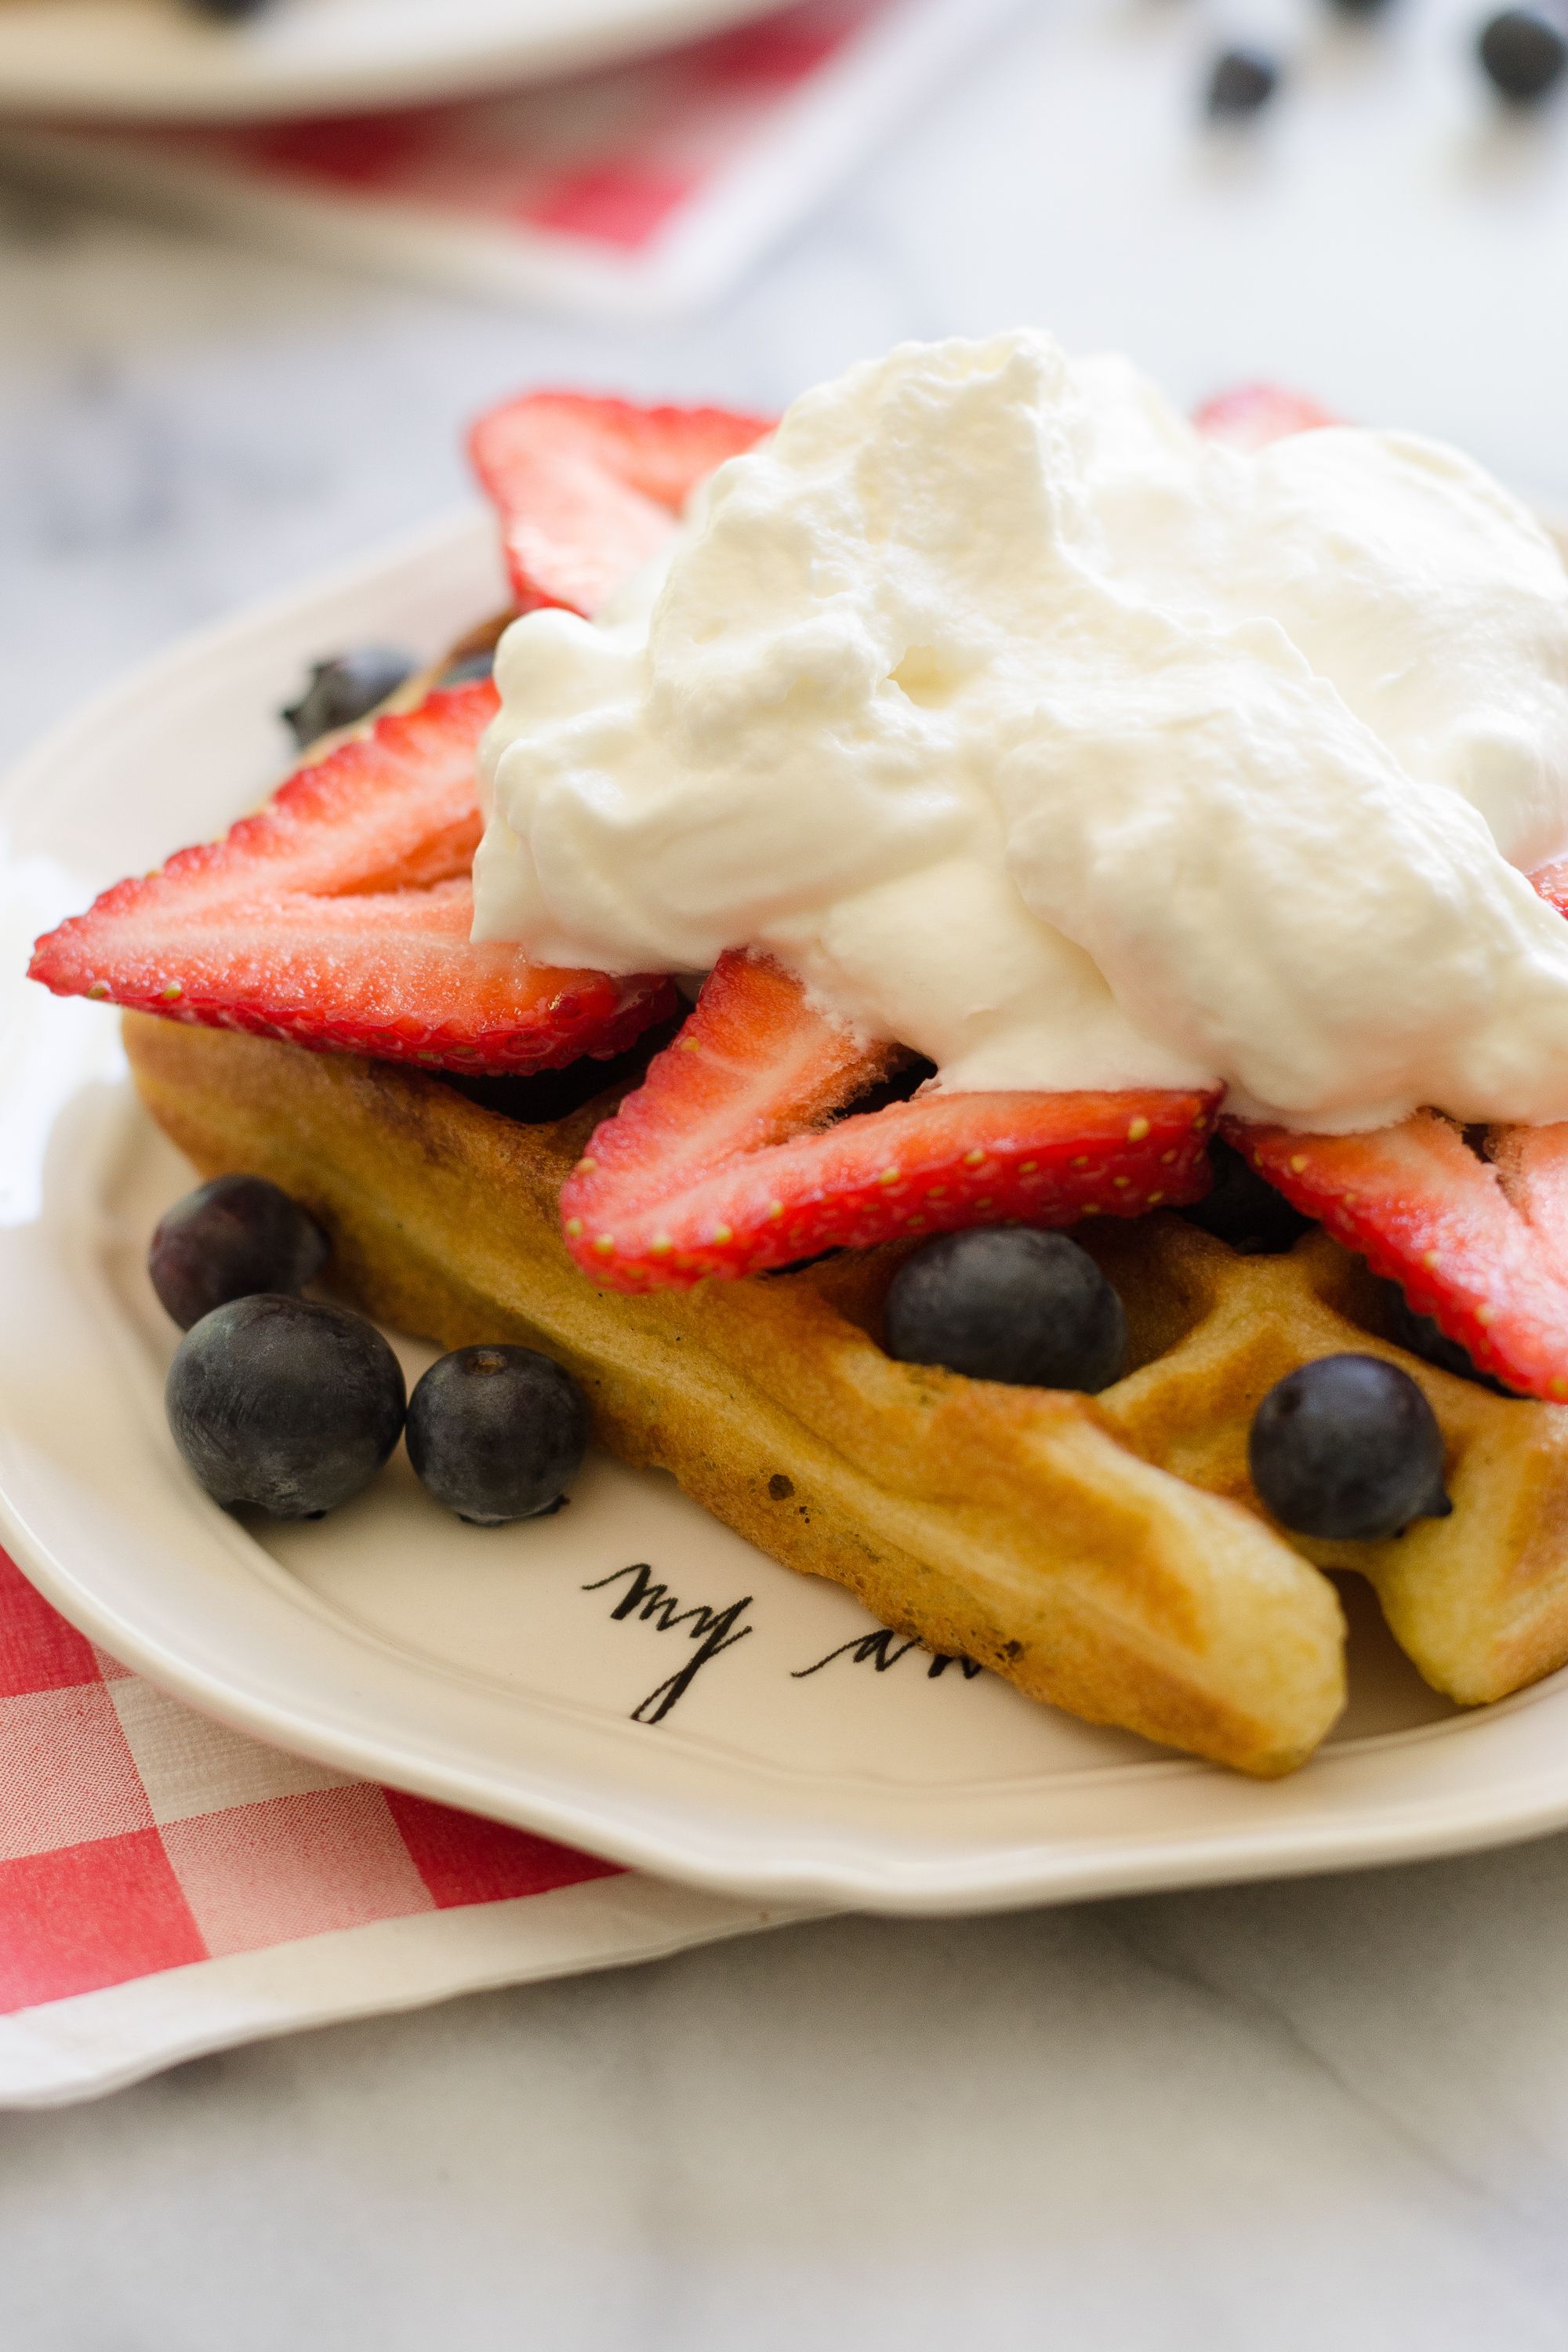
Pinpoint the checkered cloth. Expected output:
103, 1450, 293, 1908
0, 0, 1020, 316
215, 0, 891, 249
0, 1548, 782, 2107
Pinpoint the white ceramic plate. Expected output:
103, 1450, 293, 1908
0, 0, 782, 124
9, 510, 1568, 1915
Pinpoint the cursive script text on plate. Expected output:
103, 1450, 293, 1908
583, 1563, 754, 1725
792, 1630, 984, 1682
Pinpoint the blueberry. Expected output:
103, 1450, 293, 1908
1379, 1283, 1516, 1396
166, 1295, 405, 1519
281, 648, 416, 748
1249, 1354, 1452, 1540
1206, 45, 1281, 118
1180, 1138, 1315, 1255
439, 649, 495, 687
149, 1174, 328, 1330
883, 1228, 1127, 1393
1478, 9, 1567, 100
406, 1345, 590, 1524
184, 0, 270, 16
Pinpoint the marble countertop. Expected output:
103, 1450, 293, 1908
9, 0, 1568, 2343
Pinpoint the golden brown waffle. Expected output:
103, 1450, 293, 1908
97, 610, 1568, 1780
121, 1007, 1568, 1780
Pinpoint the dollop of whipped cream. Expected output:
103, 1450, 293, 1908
474, 328, 1568, 1131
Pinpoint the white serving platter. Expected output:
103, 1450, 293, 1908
0, 0, 782, 124
8, 510, 1568, 1915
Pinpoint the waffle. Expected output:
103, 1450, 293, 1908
93, 605, 1568, 1781
120, 1003, 1568, 1778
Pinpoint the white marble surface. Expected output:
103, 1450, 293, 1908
10, 0, 1568, 2342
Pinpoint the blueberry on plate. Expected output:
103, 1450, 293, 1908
883, 1227, 1127, 1393
1478, 8, 1567, 100
149, 1173, 329, 1330
167, 1295, 405, 1518
406, 1345, 590, 1524
1249, 1353, 1452, 1541
1180, 1138, 1315, 1255
1205, 45, 1281, 118
281, 647, 416, 748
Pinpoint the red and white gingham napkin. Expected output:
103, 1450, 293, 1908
0, 1547, 787, 2108
0, 0, 1022, 318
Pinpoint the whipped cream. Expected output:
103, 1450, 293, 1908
474, 329, 1568, 1131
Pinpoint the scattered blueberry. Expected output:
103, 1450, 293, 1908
1324, 0, 1393, 13
1206, 45, 1281, 119
1379, 1282, 1516, 1396
184, 0, 270, 17
1180, 1138, 1315, 1255
883, 1228, 1127, 1393
281, 648, 416, 748
149, 1174, 328, 1330
405, 1345, 590, 1524
440, 649, 496, 687
1249, 1354, 1453, 1540
166, 1295, 405, 1519
1477, 8, 1567, 100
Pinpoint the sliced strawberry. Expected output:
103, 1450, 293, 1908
1221, 865, 1568, 1398
467, 391, 773, 617
1192, 383, 1339, 452
1483, 1123, 1568, 1295
561, 952, 1219, 1291
30, 680, 675, 1075
1530, 858, 1568, 919
1225, 1114, 1568, 1400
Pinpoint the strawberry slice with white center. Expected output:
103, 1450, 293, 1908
561, 952, 1219, 1292
1528, 858, 1568, 920
1225, 1113, 1568, 1401
30, 680, 675, 1075
468, 392, 773, 618
1223, 869, 1568, 1402
1192, 384, 1339, 452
